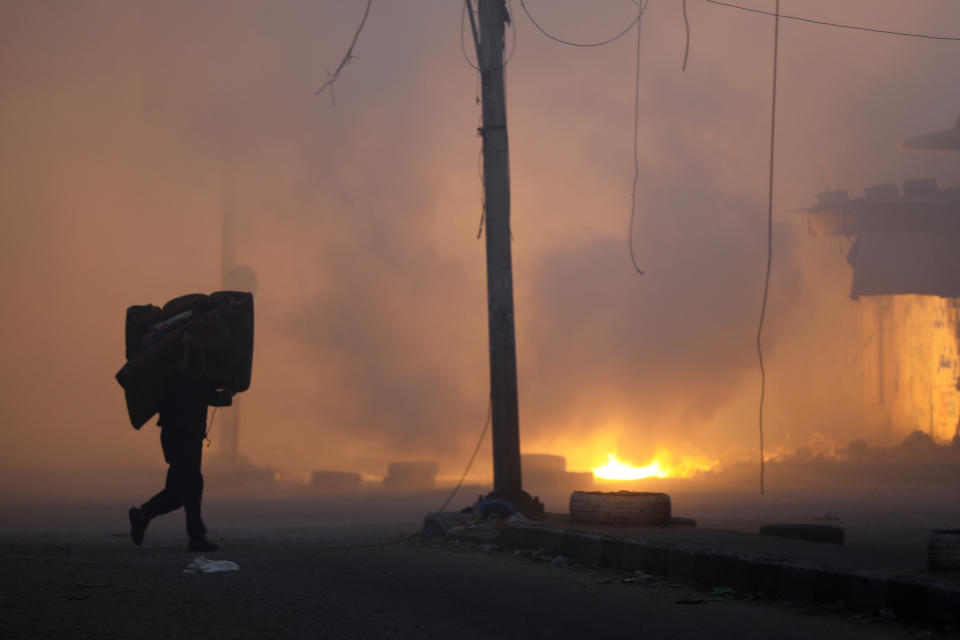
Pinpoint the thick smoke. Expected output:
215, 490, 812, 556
1, 0, 959, 493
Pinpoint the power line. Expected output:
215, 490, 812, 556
315, 0, 374, 101
627, 1, 645, 275
756, 0, 780, 496
681, 0, 691, 70
703, 0, 960, 41
519, 0, 643, 48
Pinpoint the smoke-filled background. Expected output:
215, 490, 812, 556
2, 0, 959, 493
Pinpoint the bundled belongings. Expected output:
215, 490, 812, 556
116, 291, 254, 429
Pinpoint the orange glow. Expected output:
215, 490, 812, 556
593, 453, 669, 480
592, 452, 718, 480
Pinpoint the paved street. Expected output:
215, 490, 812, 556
0, 504, 951, 639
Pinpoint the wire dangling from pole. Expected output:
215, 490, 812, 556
757, 0, 780, 495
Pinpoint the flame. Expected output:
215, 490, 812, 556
592, 451, 718, 480
593, 453, 670, 480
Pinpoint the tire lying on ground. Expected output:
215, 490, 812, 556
758, 524, 845, 546
928, 529, 960, 572
569, 491, 671, 526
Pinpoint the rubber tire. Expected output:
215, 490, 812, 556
928, 529, 960, 572
670, 516, 697, 527
758, 524, 845, 546
569, 491, 671, 526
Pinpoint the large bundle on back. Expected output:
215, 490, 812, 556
116, 291, 254, 429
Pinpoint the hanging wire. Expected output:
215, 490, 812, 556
702, 0, 960, 41
627, 0, 646, 274
681, 0, 691, 70
476, 146, 486, 238
756, 0, 780, 496
315, 0, 374, 100
519, 0, 643, 48
438, 396, 492, 513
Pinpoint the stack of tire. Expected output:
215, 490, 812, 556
115, 291, 254, 429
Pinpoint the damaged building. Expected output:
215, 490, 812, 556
806, 118, 960, 444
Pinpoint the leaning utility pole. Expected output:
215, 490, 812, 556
470, 0, 543, 518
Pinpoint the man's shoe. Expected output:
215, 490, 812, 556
187, 537, 219, 552
128, 507, 147, 546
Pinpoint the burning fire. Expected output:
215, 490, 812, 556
593, 453, 669, 480
592, 452, 718, 480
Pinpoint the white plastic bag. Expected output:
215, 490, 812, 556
183, 556, 239, 573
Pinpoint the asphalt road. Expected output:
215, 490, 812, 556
1, 514, 952, 639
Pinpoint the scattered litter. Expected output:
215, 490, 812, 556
506, 513, 526, 524
550, 555, 569, 565
675, 598, 706, 605
622, 578, 638, 584
710, 587, 733, 596
183, 556, 239, 573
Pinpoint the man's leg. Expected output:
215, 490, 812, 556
183, 467, 207, 541
141, 465, 186, 519
130, 463, 182, 546
178, 435, 212, 547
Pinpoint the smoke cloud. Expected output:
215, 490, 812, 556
2, 0, 959, 492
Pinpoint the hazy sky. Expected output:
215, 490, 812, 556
2, 0, 959, 484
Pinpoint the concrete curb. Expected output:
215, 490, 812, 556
495, 521, 960, 626
424, 510, 960, 627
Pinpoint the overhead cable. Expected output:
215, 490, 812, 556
627, 0, 645, 274
519, 0, 643, 47
703, 0, 960, 41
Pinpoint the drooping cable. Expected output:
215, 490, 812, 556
627, 0, 645, 274
702, 0, 960, 41
437, 396, 492, 513
315, 0, 374, 101
519, 0, 642, 48
681, 0, 691, 70
757, 0, 780, 496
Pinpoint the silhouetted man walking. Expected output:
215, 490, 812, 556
128, 335, 234, 551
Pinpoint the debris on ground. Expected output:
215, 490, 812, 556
473, 498, 517, 520
183, 557, 239, 574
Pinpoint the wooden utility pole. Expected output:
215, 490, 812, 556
471, 0, 543, 517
